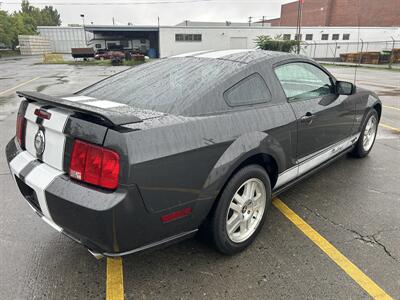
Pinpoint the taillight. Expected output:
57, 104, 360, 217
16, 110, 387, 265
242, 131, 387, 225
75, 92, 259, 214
16, 114, 26, 148
69, 140, 120, 190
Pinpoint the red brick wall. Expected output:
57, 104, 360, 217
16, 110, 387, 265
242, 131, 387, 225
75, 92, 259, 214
269, 0, 400, 27
279, 0, 331, 26
329, 0, 400, 26
264, 18, 281, 26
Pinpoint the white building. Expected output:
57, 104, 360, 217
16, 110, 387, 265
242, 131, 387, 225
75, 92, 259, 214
38, 26, 88, 53
38, 22, 400, 59
160, 22, 400, 58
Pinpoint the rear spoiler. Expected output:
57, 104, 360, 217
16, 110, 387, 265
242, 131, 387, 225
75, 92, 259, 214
17, 91, 164, 126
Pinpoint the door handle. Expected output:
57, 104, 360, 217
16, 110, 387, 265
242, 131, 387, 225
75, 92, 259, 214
300, 112, 314, 124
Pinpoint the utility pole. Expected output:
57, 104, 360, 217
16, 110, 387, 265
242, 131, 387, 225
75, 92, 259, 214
112, 17, 115, 26
296, 0, 304, 54
248, 16, 252, 27
262, 16, 265, 27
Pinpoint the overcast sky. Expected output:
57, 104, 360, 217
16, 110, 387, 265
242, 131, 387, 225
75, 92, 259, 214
1, 0, 294, 26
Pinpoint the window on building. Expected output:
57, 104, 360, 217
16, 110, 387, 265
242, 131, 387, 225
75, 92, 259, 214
343, 34, 350, 40
332, 34, 340, 40
321, 34, 329, 41
193, 34, 202, 41
224, 73, 272, 107
295, 34, 302, 41
175, 34, 202, 42
95, 44, 102, 49
305, 34, 313, 41
283, 34, 291, 40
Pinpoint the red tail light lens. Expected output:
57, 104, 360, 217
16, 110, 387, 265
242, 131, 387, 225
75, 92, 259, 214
16, 114, 26, 148
69, 140, 120, 190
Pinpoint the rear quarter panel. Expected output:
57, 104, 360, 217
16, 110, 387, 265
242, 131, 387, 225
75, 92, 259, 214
104, 104, 296, 226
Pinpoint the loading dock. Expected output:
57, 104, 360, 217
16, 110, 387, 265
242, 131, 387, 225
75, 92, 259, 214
84, 25, 160, 58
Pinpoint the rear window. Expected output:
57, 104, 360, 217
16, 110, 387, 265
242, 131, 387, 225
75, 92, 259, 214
224, 73, 271, 107
81, 58, 244, 114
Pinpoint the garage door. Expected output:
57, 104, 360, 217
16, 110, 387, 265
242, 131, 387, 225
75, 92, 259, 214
230, 37, 248, 49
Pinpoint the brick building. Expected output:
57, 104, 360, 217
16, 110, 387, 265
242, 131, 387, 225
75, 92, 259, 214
263, 0, 400, 27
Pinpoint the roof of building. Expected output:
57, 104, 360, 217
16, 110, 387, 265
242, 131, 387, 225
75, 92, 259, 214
174, 21, 271, 27
83, 25, 159, 32
172, 49, 290, 63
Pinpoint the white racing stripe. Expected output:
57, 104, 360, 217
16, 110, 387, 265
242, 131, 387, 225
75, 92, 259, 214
84, 100, 127, 109
9, 150, 36, 175
24, 104, 70, 171
62, 95, 96, 102
172, 50, 215, 57
195, 49, 255, 59
24, 163, 63, 220
9, 150, 63, 221
275, 134, 360, 189
41, 107, 70, 170
24, 102, 41, 123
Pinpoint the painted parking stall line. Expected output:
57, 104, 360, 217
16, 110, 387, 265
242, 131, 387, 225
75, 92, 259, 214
382, 105, 400, 112
107, 258, 124, 300
273, 198, 393, 300
379, 123, 400, 133
0, 76, 41, 96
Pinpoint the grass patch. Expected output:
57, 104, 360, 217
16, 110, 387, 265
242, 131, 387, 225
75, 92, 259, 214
0, 50, 21, 58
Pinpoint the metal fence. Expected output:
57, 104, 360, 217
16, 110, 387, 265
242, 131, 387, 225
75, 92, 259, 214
300, 40, 400, 68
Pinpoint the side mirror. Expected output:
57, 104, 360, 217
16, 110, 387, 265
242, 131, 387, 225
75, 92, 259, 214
336, 81, 355, 95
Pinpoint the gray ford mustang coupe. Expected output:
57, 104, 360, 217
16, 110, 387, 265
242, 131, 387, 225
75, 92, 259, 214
6, 49, 381, 258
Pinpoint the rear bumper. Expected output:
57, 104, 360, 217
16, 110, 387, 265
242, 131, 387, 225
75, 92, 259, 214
6, 138, 197, 256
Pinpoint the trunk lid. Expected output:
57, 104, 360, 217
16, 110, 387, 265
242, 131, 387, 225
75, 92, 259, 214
18, 91, 165, 172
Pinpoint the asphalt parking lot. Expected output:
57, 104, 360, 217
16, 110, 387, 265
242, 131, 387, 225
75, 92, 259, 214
0, 56, 399, 299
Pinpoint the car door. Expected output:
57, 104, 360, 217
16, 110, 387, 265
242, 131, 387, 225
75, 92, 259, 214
274, 61, 354, 160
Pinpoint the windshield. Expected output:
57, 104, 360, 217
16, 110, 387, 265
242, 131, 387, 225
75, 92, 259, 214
81, 57, 244, 114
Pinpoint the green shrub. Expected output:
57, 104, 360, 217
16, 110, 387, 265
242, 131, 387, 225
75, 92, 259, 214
255, 35, 297, 53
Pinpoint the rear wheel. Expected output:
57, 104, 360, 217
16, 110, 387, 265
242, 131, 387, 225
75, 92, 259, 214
351, 109, 379, 158
210, 165, 271, 255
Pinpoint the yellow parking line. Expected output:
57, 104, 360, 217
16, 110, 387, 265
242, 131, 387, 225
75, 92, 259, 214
106, 257, 124, 300
379, 123, 400, 133
383, 105, 400, 112
0, 76, 41, 97
273, 198, 393, 300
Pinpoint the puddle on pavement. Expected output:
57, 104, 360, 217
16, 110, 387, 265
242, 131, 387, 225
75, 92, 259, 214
35, 77, 69, 93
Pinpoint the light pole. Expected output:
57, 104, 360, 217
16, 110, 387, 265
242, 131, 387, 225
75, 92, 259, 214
80, 14, 87, 46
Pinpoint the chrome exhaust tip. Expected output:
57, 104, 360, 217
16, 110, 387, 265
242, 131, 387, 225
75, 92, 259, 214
88, 249, 104, 260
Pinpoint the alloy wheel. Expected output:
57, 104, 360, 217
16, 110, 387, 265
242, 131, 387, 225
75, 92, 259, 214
363, 115, 377, 152
225, 178, 267, 243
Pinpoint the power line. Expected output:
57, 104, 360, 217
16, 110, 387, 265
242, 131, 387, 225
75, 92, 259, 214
3, 0, 287, 5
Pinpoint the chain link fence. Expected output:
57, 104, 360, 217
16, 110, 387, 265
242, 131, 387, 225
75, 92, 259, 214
300, 40, 400, 69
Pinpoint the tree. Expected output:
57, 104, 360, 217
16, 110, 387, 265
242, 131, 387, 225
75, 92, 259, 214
0, 1, 61, 48
255, 35, 297, 53
40, 6, 62, 26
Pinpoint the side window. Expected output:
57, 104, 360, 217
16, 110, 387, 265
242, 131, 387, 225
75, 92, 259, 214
224, 73, 272, 107
274, 62, 334, 101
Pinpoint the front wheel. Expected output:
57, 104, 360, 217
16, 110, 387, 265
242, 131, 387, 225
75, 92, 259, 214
210, 165, 271, 255
351, 109, 379, 158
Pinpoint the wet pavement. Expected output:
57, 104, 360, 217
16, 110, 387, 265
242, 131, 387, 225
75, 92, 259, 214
0, 56, 399, 299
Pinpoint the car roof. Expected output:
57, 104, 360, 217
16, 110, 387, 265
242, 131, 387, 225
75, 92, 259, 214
171, 49, 295, 64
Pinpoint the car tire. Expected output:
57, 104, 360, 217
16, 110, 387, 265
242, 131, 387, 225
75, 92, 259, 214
210, 164, 271, 255
351, 109, 379, 158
